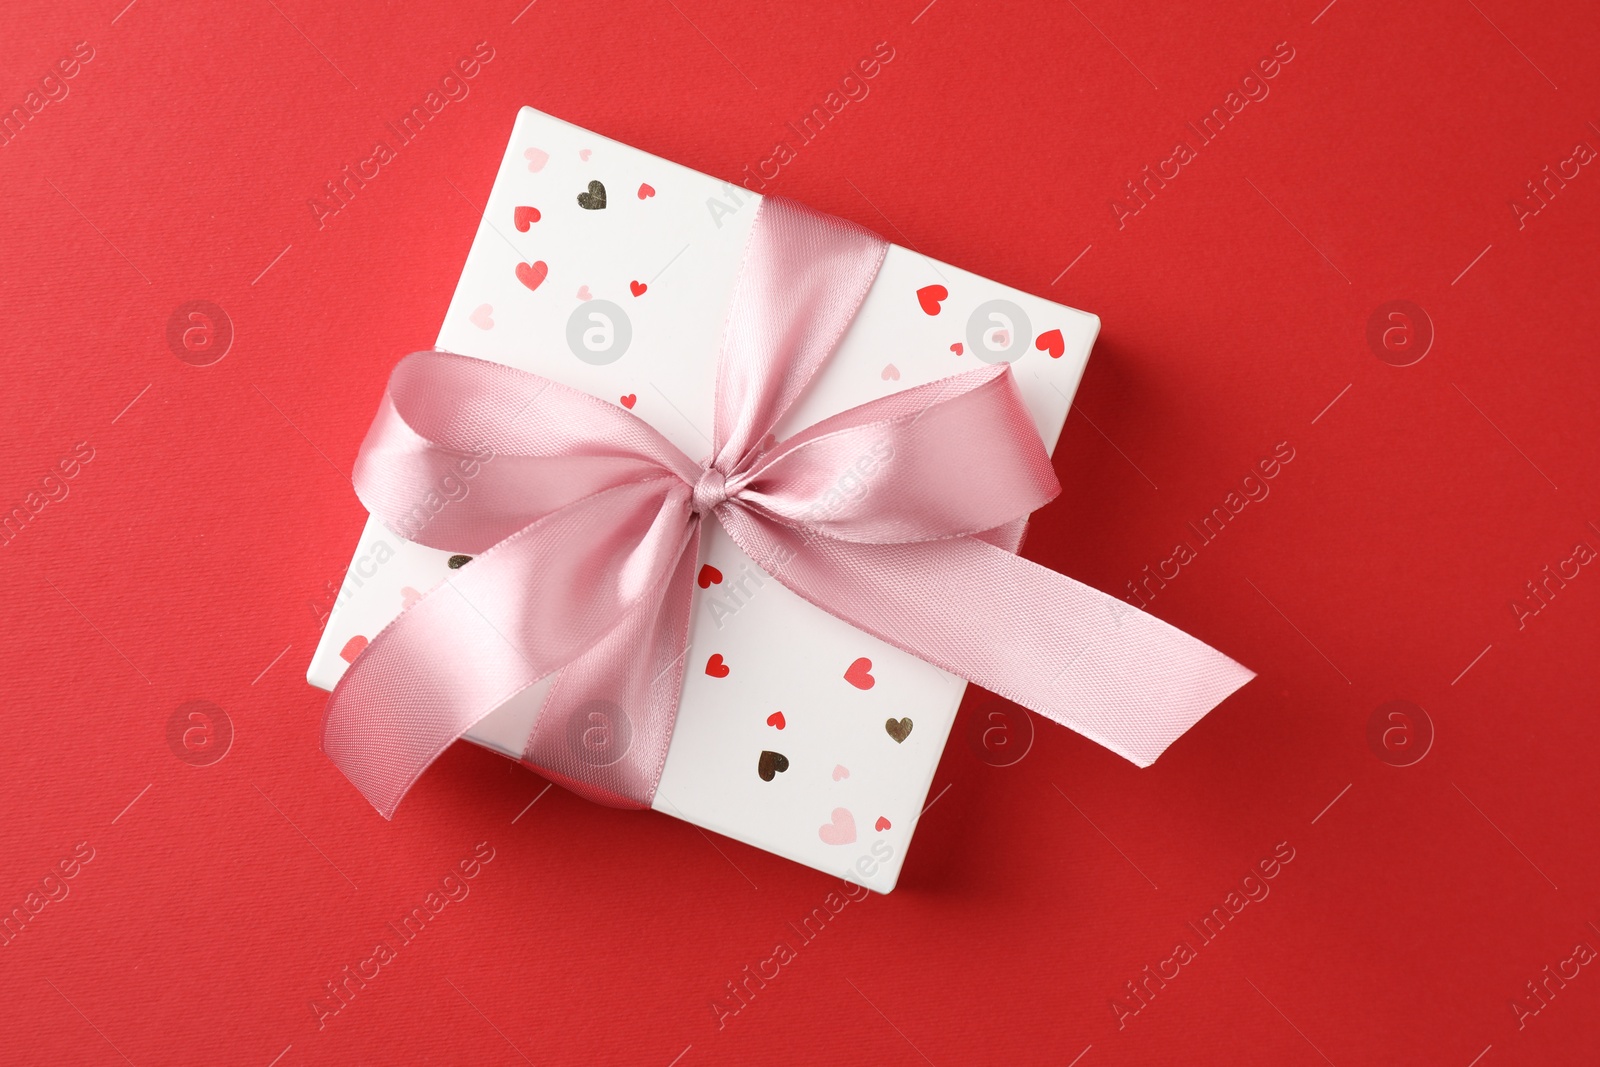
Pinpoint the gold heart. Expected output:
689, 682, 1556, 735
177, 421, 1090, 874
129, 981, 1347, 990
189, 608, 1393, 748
885, 717, 913, 743
757, 750, 789, 781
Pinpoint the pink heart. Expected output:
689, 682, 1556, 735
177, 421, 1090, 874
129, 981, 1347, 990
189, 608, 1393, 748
638, 183, 656, 199
881, 364, 900, 381
576, 285, 592, 301
832, 765, 849, 781
579, 148, 592, 161
469, 303, 494, 330
339, 635, 368, 663
524, 147, 549, 172
992, 330, 1009, 347
818, 807, 856, 846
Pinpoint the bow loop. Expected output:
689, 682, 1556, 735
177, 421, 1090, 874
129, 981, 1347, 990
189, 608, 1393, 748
737, 365, 1062, 545
356, 350, 698, 552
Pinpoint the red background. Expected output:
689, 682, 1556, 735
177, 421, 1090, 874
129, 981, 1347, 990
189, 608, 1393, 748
3, 0, 1597, 1063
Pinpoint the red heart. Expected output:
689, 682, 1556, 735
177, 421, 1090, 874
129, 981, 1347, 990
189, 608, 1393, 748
916, 284, 948, 315
515, 261, 548, 291
620, 393, 636, 409
875, 816, 891, 832
630, 280, 647, 297
705, 653, 730, 678
766, 711, 785, 730
1035, 328, 1065, 359
638, 183, 656, 199
844, 657, 875, 690
950, 342, 963, 355
339, 635, 368, 663
513, 205, 540, 231
697, 564, 723, 588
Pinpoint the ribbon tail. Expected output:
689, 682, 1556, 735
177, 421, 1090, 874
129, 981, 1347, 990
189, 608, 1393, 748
720, 513, 1254, 766
525, 522, 700, 808
322, 480, 687, 818
322, 546, 558, 820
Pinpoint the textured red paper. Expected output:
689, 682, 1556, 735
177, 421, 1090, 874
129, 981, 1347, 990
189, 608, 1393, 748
3, 1, 1598, 1064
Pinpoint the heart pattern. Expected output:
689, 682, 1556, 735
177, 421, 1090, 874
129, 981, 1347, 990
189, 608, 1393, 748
515, 260, 548, 291
844, 657, 875, 690
818, 807, 856, 845
576, 285, 592, 301
758, 750, 789, 782
400, 587, 421, 610
697, 564, 723, 588
447, 554, 473, 569
916, 284, 948, 315
513, 205, 540, 231
950, 342, 963, 355
705, 653, 730, 678
523, 147, 549, 172
578, 148, 592, 161
1035, 328, 1065, 359
469, 303, 494, 330
577, 180, 607, 210
629, 280, 647, 297
875, 816, 891, 832
885, 717, 913, 743
766, 711, 785, 730
881, 364, 900, 381
832, 765, 850, 781
638, 183, 656, 199
339, 635, 368, 663
620, 393, 636, 409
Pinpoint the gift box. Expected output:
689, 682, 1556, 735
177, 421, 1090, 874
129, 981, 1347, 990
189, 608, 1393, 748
308, 106, 1102, 892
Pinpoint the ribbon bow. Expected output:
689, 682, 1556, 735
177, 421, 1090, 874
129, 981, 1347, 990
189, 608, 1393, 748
323, 197, 1253, 818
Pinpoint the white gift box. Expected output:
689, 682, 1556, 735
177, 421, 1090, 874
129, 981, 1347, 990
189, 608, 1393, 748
308, 106, 1099, 892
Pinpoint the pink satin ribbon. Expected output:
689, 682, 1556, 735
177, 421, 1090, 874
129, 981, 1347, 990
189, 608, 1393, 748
323, 196, 1254, 818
